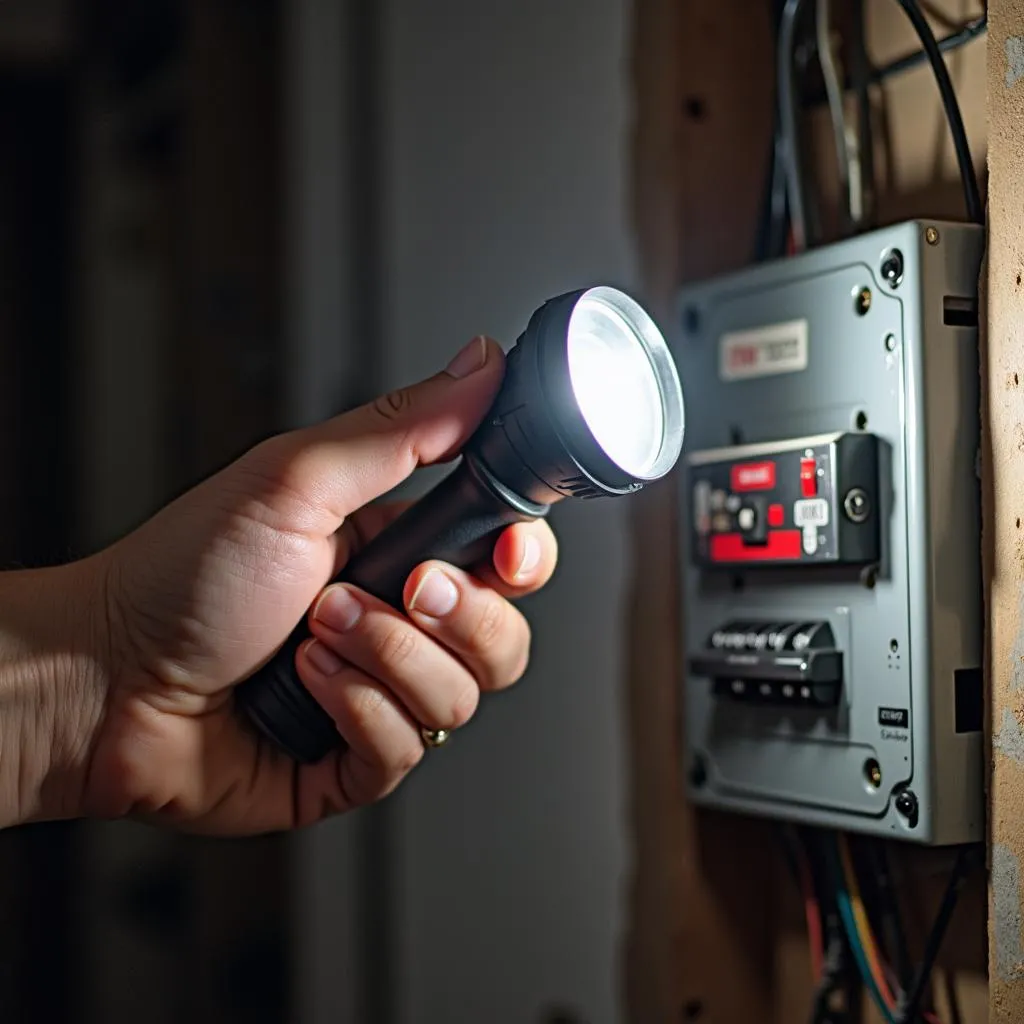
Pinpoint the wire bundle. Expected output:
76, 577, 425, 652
759, 0, 986, 262
789, 828, 973, 1024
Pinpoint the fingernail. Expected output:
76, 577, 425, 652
409, 569, 459, 618
313, 586, 364, 633
305, 639, 343, 679
445, 336, 488, 379
516, 534, 542, 579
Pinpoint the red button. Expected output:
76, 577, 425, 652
768, 503, 784, 527
800, 458, 817, 498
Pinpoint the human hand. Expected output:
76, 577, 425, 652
56, 337, 556, 834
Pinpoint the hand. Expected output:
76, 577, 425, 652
24, 337, 556, 834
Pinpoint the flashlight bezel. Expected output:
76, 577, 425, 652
534, 286, 685, 494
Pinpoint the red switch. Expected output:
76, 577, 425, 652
768, 503, 784, 527
800, 457, 817, 498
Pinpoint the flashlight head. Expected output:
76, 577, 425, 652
467, 285, 685, 504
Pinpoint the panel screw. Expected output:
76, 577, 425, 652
895, 788, 919, 827
884, 333, 897, 352
925, 226, 940, 246
864, 759, 883, 789
881, 248, 904, 288
854, 287, 872, 316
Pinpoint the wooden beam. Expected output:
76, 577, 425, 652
984, 3, 1024, 1021
626, 3, 778, 1021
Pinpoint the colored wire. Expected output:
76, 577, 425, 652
837, 835, 944, 1024
829, 836, 896, 1022
795, 833, 826, 979
889, 0, 984, 224
837, 835, 900, 1014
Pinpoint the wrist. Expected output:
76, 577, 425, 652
0, 554, 114, 828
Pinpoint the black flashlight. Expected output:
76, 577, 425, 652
235, 285, 686, 763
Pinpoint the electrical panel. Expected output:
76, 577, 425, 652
674, 220, 984, 845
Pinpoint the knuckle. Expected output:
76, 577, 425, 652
506, 623, 532, 686
508, 639, 532, 686
450, 684, 480, 728
372, 387, 412, 422
468, 596, 506, 656
372, 623, 418, 671
394, 741, 425, 778
348, 683, 389, 734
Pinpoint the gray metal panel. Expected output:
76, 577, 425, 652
674, 220, 984, 845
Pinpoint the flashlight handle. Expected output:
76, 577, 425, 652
235, 457, 549, 764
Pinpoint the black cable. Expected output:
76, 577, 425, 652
849, 0, 876, 229
886, 0, 983, 223
896, 847, 974, 1024
755, 0, 794, 262
874, 13, 986, 83
805, 13, 987, 103
870, 843, 914, 993
779, 0, 814, 249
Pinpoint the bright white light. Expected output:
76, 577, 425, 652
567, 292, 666, 478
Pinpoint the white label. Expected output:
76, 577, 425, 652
794, 498, 830, 527
719, 318, 809, 381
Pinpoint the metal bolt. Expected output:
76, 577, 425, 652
925, 226, 940, 246
884, 333, 897, 352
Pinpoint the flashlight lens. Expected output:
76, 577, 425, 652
567, 293, 666, 478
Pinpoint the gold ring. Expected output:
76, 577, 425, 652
420, 727, 451, 749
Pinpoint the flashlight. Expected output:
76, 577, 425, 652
235, 285, 685, 763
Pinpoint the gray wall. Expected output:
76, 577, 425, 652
293, 2, 637, 1021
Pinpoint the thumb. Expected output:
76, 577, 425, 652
247, 336, 504, 535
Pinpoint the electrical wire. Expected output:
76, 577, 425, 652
850, 0, 877, 228
828, 836, 897, 1022
835, 835, 901, 1021
815, 0, 859, 231
778, 0, 812, 252
805, 12, 987, 103
888, 0, 984, 224
836, 834, 945, 1024
872, 842, 914, 992
754, 0, 792, 263
874, 12, 987, 83
895, 848, 973, 1024
795, 831, 826, 980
